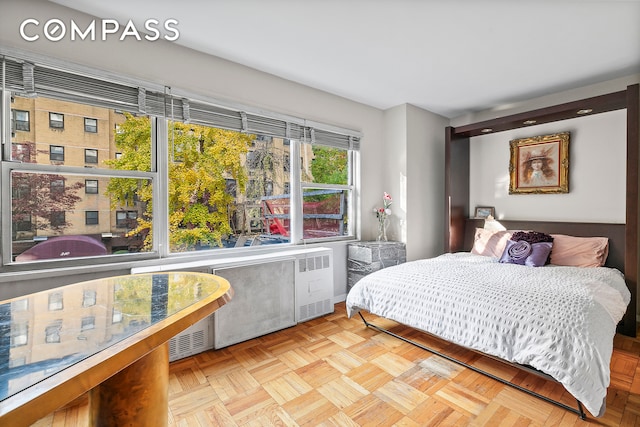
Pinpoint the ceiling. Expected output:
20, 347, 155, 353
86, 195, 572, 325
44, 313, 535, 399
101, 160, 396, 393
51, 0, 640, 119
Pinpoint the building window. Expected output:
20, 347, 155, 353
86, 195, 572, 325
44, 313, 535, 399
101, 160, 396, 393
82, 290, 97, 307
13, 110, 30, 131
85, 148, 98, 163
112, 308, 123, 323
50, 178, 65, 195
13, 213, 32, 237
116, 210, 137, 228
11, 322, 28, 347
49, 112, 64, 129
11, 142, 32, 162
45, 321, 62, 343
48, 293, 63, 311
12, 299, 29, 311
50, 211, 66, 227
50, 145, 65, 161
225, 179, 237, 198
283, 153, 290, 172
84, 117, 98, 133
85, 211, 99, 225
81, 316, 96, 331
85, 179, 98, 194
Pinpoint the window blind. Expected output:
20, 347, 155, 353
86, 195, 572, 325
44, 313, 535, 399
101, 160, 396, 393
1, 57, 25, 92
2, 55, 361, 150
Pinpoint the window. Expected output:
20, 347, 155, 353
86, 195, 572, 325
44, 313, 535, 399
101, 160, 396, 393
49, 112, 64, 129
283, 153, 290, 172
12, 299, 29, 311
112, 308, 123, 323
7, 94, 153, 263
85, 148, 98, 163
45, 321, 62, 343
48, 293, 63, 311
9, 169, 151, 262
11, 143, 32, 162
50, 178, 65, 195
1, 56, 358, 267
50, 145, 65, 161
85, 211, 99, 225
225, 179, 237, 198
116, 210, 138, 228
13, 110, 30, 131
85, 179, 98, 194
50, 211, 66, 228
300, 143, 351, 239
81, 316, 96, 331
82, 290, 97, 307
85, 117, 98, 133
13, 213, 32, 238
10, 322, 28, 347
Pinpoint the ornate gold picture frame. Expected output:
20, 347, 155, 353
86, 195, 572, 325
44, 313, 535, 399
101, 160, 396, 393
509, 132, 569, 194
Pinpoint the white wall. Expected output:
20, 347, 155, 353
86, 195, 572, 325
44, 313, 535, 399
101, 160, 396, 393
469, 110, 627, 223
381, 105, 407, 243
406, 105, 447, 259
381, 105, 447, 261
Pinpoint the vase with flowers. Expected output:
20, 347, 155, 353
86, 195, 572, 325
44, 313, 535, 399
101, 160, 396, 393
373, 192, 392, 241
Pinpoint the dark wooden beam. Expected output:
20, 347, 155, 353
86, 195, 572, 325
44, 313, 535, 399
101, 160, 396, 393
445, 127, 469, 252
623, 83, 639, 337
452, 90, 628, 138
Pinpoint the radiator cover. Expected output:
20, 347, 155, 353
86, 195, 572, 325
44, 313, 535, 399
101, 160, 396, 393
140, 247, 334, 361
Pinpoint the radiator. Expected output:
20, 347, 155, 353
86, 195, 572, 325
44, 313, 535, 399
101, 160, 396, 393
132, 247, 334, 361
295, 250, 333, 322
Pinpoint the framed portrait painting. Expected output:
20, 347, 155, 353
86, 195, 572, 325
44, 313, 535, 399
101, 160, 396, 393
509, 132, 569, 194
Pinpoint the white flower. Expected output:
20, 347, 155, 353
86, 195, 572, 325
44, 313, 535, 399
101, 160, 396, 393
384, 208, 392, 215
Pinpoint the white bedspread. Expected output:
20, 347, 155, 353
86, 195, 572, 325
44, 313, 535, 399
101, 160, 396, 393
345, 253, 630, 417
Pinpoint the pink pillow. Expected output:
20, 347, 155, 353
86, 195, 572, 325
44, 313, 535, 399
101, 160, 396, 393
549, 234, 609, 267
471, 228, 513, 258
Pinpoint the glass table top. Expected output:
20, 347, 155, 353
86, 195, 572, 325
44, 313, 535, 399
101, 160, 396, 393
0, 272, 227, 402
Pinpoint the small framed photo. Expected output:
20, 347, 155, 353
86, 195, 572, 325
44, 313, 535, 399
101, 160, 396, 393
474, 206, 495, 219
509, 132, 569, 194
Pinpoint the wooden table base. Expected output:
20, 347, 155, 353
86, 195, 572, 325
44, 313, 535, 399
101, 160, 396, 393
89, 342, 169, 427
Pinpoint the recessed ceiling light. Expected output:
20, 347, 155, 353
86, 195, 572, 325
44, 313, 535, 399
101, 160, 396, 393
481, 128, 493, 133
577, 109, 593, 115
523, 120, 537, 125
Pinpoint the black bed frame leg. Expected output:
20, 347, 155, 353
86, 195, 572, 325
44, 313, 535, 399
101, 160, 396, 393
577, 401, 586, 420
357, 312, 588, 421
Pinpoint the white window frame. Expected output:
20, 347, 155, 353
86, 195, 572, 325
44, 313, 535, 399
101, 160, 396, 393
0, 51, 360, 271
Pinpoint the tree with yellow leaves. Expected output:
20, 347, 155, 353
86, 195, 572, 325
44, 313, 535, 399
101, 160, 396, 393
106, 113, 254, 251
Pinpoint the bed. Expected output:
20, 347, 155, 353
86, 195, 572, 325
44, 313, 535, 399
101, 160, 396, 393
345, 223, 632, 419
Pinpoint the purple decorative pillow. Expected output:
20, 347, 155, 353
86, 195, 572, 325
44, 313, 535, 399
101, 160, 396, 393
499, 240, 553, 267
510, 231, 554, 265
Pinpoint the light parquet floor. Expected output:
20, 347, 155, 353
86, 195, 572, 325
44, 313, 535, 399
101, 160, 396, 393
32, 303, 640, 426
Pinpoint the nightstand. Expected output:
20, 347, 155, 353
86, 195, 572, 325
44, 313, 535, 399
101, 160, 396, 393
347, 241, 406, 292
